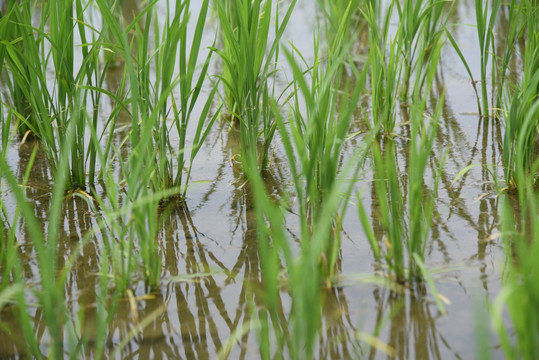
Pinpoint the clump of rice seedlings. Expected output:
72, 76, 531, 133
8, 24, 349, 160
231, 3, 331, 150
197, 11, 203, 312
492, 159, 539, 360
93, 0, 217, 288
502, 0, 539, 189
361, 0, 401, 136
0, 0, 51, 138
214, 0, 297, 168
360, 139, 405, 279
239, 7, 371, 356
357, 106, 444, 287
93, 164, 175, 290
358, 42, 445, 289
98, 0, 218, 201
0, 1, 38, 137
92, 0, 163, 289
275, 6, 367, 280
147, 0, 219, 199
1, 0, 118, 188
395, 0, 453, 99
360, 0, 449, 136
317, 0, 362, 45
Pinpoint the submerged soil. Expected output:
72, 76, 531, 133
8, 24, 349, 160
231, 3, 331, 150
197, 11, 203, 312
0, 0, 519, 358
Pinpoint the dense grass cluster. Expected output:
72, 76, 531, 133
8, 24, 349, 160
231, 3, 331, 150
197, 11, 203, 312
0, 0, 538, 358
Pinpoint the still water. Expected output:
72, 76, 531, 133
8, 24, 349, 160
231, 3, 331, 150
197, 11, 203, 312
0, 0, 517, 358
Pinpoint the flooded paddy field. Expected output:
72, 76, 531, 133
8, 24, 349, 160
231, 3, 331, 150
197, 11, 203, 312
0, 0, 538, 359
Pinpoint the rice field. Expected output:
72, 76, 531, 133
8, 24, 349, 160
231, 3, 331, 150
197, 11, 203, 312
0, 0, 538, 358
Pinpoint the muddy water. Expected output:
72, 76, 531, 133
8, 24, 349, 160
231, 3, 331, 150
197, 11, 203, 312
0, 0, 519, 358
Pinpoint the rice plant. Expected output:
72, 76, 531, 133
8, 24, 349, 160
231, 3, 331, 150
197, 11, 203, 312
0, 1, 38, 137
395, 0, 453, 99
89, 0, 219, 288
358, 40, 445, 286
1, 0, 117, 188
502, 0, 539, 189
92, 0, 166, 289
142, 0, 219, 199
475, 0, 501, 118
214, 0, 297, 168
274, 7, 368, 280
445, 0, 502, 118
237, 6, 373, 356
361, 0, 400, 136
317, 0, 362, 47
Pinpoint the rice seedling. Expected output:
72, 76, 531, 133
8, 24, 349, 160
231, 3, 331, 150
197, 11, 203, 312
361, 0, 400, 136
214, 0, 297, 168
98, 0, 218, 200
445, 0, 502, 118
357, 39, 445, 286
88, 0, 160, 289
395, 0, 453, 99
0, 0, 118, 188
491, 159, 539, 360
147, 0, 219, 199
91, 0, 220, 287
317, 0, 362, 46
502, 0, 539, 189
475, 0, 501, 118
357, 112, 445, 291
274, 8, 368, 280
361, 140, 405, 280
0, 1, 38, 137
407, 102, 444, 282
236, 6, 374, 356
91, 159, 181, 290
